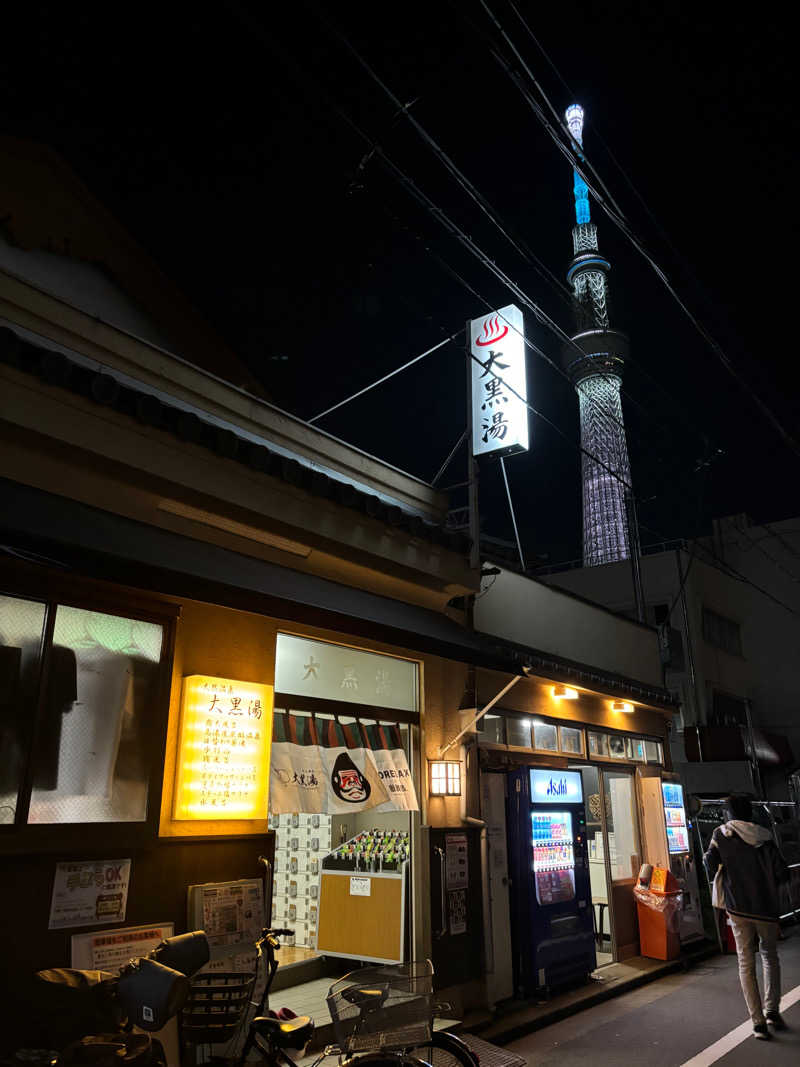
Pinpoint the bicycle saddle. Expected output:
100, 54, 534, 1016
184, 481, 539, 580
252, 1014, 314, 1048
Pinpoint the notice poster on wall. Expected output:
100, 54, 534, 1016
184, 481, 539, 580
445, 833, 469, 890
49, 859, 131, 930
188, 878, 264, 959
71, 921, 173, 970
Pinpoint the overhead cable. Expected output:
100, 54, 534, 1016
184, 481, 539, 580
310, 0, 573, 305
307, 331, 461, 423
478, 2, 800, 460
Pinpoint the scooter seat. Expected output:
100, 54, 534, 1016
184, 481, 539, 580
252, 1014, 314, 1048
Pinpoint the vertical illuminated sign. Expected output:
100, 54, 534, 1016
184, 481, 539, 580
173, 675, 273, 820
470, 304, 529, 458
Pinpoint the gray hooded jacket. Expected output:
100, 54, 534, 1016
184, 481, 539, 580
703, 820, 789, 922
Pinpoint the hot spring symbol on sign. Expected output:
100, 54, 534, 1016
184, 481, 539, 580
331, 752, 372, 803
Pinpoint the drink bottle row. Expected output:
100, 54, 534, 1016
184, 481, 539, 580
323, 829, 411, 872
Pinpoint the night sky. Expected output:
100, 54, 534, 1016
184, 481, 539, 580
2, 2, 797, 563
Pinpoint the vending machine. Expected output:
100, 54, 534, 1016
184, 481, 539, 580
639, 772, 705, 943
507, 768, 595, 996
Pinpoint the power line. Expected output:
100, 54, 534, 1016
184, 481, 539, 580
432, 428, 468, 486
723, 518, 800, 585
230, 1, 798, 621
309, 0, 574, 307
235, 0, 714, 514
307, 331, 461, 423
313, 5, 729, 490
477, 1, 800, 461
640, 523, 800, 621
305, 3, 691, 457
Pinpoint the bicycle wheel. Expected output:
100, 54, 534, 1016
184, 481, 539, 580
347, 1054, 433, 1067
407, 1030, 480, 1067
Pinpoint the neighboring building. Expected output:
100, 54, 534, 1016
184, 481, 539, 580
538, 515, 800, 799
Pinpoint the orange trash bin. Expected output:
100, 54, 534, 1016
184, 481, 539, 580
634, 866, 682, 961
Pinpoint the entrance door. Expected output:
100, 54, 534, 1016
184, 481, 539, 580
571, 764, 641, 964
601, 768, 642, 960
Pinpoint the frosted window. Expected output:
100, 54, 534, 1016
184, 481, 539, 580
480, 714, 505, 744
506, 718, 532, 747
588, 732, 609, 757
532, 721, 558, 752
625, 737, 645, 762
28, 606, 163, 824
559, 725, 584, 755
607, 734, 626, 759
0, 595, 47, 824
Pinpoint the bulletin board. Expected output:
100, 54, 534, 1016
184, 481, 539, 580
317, 871, 405, 964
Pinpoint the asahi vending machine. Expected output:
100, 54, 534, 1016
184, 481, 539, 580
638, 771, 705, 942
507, 768, 595, 996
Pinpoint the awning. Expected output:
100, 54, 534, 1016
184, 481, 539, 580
0, 478, 675, 708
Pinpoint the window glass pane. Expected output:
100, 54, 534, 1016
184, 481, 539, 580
625, 737, 645, 761
480, 714, 505, 744
602, 770, 641, 881
588, 732, 609, 757
28, 606, 163, 824
0, 594, 47, 825
644, 739, 661, 763
607, 734, 626, 759
506, 717, 532, 747
559, 725, 583, 755
532, 720, 558, 751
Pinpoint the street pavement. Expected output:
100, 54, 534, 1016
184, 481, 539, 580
502, 928, 800, 1065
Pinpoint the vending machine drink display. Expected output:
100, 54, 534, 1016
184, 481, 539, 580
639, 773, 705, 943
507, 768, 595, 995
663, 782, 690, 854
532, 811, 575, 904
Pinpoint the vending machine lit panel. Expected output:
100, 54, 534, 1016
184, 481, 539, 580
532, 811, 576, 905
662, 781, 690, 854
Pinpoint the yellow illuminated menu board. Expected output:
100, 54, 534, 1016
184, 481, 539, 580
173, 675, 273, 820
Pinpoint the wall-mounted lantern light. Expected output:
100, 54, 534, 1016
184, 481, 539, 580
611, 700, 634, 713
429, 760, 462, 796
552, 684, 578, 700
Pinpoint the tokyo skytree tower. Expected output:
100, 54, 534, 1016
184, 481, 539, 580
563, 104, 632, 566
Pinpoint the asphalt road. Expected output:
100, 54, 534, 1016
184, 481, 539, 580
503, 928, 800, 1065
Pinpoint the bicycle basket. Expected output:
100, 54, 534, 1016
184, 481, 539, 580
326, 960, 434, 1053
180, 971, 256, 1045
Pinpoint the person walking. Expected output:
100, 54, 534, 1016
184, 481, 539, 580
704, 794, 790, 1040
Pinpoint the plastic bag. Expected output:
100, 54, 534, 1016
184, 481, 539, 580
633, 886, 683, 931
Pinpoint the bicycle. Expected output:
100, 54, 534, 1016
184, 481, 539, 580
327, 963, 479, 1067
236, 929, 477, 1067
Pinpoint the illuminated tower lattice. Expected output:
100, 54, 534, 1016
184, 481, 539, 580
564, 104, 632, 566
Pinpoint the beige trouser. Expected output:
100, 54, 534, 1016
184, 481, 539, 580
728, 914, 781, 1024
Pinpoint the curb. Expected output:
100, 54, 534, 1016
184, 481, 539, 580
463, 943, 719, 1046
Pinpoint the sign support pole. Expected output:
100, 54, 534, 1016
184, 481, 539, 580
466, 324, 480, 571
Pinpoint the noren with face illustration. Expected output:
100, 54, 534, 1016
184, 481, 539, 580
331, 752, 371, 803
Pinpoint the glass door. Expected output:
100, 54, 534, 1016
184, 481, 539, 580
570, 764, 642, 964
601, 768, 642, 961
571, 765, 612, 965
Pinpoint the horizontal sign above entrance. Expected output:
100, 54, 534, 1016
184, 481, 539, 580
275, 634, 419, 713
530, 769, 583, 804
